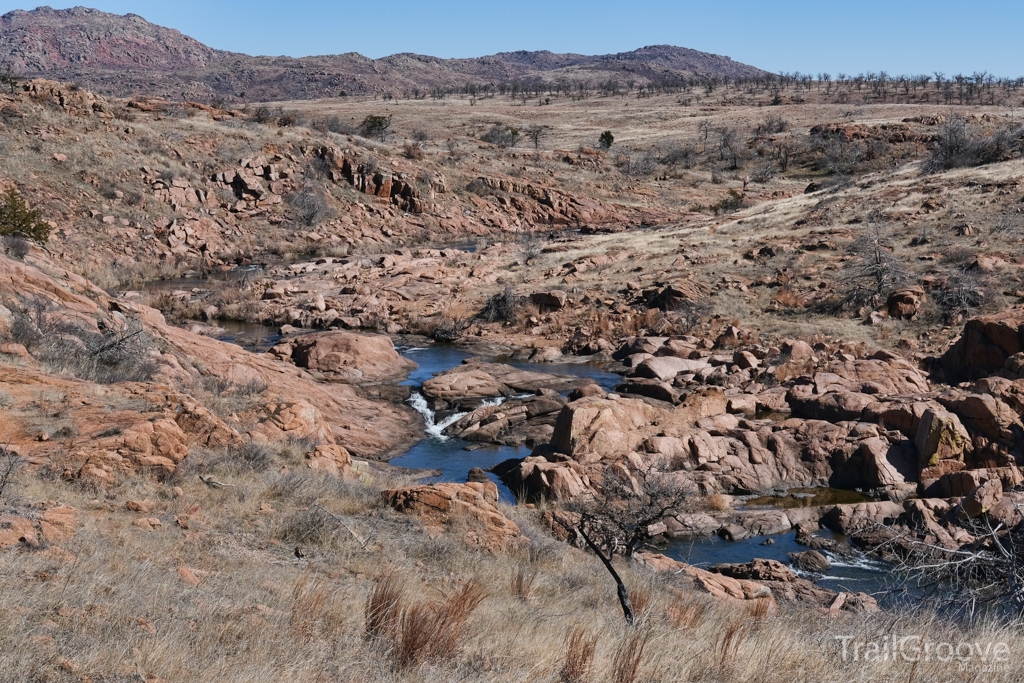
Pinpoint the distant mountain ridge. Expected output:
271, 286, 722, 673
0, 6, 768, 101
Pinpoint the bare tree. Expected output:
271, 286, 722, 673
0, 447, 23, 499
697, 119, 712, 153
568, 474, 693, 625
481, 123, 520, 149
572, 474, 692, 558
525, 124, 548, 151
882, 511, 1024, 619
828, 223, 909, 313
716, 127, 740, 169
0, 62, 18, 95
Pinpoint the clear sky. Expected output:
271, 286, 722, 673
2, 1, 1022, 76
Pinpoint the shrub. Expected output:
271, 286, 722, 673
9, 303, 156, 383
755, 114, 789, 135
277, 110, 299, 127
936, 270, 986, 322
465, 178, 491, 196
825, 225, 909, 313
315, 115, 356, 135
2, 233, 30, 259
819, 138, 862, 175
481, 123, 520, 148
360, 115, 392, 141
750, 159, 776, 183
249, 106, 274, 124
402, 142, 424, 160
659, 141, 696, 169
431, 316, 465, 343
598, 131, 614, 149
923, 117, 1023, 173
711, 189, 748, 215
0, 447, 23, 499
478, 285, 524, 323
229, 442, 274, 472
0, 188, 50, 244
615, 151, 656, 177
288, 186, 335, 227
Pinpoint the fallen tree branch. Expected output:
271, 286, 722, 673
312, 503, 370, 548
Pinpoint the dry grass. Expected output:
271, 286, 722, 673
4, 449, 1024, 682
365, 571, 404, 641
393, 581, 485, 669
610, 629, 651, 683
705, 492, 732, 512
510, 565, 537, 601
4, 77, 1024, 683
559, 626, 598, 683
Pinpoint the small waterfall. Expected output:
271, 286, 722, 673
407, 392, 506, 440
407, 392, 467, 440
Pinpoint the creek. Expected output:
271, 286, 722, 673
156, 295, 892, 597
388, 343, 622, 504
388, 342, 892, 597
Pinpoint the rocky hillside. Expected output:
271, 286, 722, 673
0, 7, 767, 101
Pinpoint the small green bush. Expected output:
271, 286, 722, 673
0, 188, 50, 244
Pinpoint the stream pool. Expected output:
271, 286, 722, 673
185, 321, 893, 594
664, 530, 894, 600
388, 341, 892, 595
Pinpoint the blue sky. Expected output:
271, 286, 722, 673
3, 1, 1022, 76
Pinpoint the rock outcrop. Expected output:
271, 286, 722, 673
939, 308, 1024, 381
274, 330, 416, 383
383, 482, 526, 552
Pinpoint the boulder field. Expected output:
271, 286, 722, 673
478, 309, 1024, 561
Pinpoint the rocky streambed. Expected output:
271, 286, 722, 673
204, 326, 897, 600
145, 280, 1024, 614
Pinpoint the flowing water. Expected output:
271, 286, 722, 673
664, 530, 895, 601
389, 342, 892, 594
186, 322, 892, 593
389, 344, 623, 503
390, 344, 529, 504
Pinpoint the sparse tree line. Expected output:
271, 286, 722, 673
356, 70, 1024, 108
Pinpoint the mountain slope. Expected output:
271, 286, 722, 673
0, 6, 767, 101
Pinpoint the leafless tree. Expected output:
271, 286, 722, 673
881, 511, 1024, 619
571, 474, 692, 558
525, 124, 548, 151
826, 223, 909, 313
697, 119, 712, 153
568, 474, 693, 625
716, 127, 740, 169
936, 269, 987, 322
0, 447, 23, 499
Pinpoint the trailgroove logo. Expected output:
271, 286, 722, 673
835, 635, 1011, 669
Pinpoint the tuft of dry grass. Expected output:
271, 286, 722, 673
747, 596, 775, 623
364, 571, 404, 641
559, 625, 598, 683
393, 580, 485, 669
705, 492, 731, 511
610, 629, 651, 683
510, 565, 537, 601
666, 598, 707, 630
718, 619, 750, 667
627, 586, 652, 620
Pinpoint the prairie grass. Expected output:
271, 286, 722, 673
3, 454, 1024, 682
